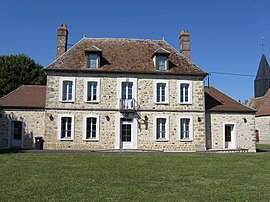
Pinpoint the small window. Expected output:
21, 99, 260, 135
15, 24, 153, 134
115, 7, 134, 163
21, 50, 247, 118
156, 56, 168, 71
154, 116, 169, 141
154, 80, 169, 104
179, 81, 192, 104
156, 118, 166, 139
84, 78, 100, 103
60, 77, 75, 102
86, 117, 97, 139
58, 115, 74, 140
84, 115, 99, 141
87, 81, 98, 101
62, 81, 73, 101
88, 54, 99, 69
179, 117, 193, 141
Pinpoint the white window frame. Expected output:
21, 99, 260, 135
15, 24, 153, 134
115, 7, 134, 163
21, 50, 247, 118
116, 78, 138, 108
83, 115, 100, 141
154, 80, 169, 104
178, 116, 193, 141
178, 80, 192, 104
153, 115, 169, 141
154, 55, 168, 71
88, 53, 100, 69
59, 77, 75, 102
84, 78, 100, 103
58, 114, 75, 141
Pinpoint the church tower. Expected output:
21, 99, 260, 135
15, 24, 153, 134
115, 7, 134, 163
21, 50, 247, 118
254, 53, 270, 97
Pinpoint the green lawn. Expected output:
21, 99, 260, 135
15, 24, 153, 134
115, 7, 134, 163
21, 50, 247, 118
0, 153, 269, 201
256, 143, 270, 152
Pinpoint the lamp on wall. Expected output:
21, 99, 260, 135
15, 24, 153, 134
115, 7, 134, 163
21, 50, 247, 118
49, 114, 54, 121
105, 115, 110, 121
144, 115, 148, 122
197, 117, 202, 122
243, 118, 247, 123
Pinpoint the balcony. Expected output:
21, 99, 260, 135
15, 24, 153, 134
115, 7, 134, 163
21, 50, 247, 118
119, 99, 136, 112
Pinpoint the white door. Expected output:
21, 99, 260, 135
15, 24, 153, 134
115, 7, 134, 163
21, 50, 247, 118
120, 118, 133, 149
225, 125, 235, 149
11, 121, 23, 148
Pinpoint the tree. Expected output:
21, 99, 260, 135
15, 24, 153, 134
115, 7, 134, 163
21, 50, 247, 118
0, 54, 46, 98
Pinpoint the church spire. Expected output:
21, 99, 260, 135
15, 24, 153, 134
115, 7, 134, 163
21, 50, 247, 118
254, 53, 270, 97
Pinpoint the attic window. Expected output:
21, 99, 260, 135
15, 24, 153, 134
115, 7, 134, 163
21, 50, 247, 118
88, 54, 100, 69
156, 55, 168, 71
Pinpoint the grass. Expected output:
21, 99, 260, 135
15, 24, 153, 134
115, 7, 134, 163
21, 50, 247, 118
256, 143, 270, 152
0, 153, 269, 201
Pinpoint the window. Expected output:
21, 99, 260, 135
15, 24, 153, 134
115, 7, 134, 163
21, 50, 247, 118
179, 117, 193, 141
60, 77, 75, 102
58, 115, 74, 140
84, 78, 100, 103
154, 80, 169, 104
179, 81, 192, 104
122, 82, 133, 99
84, 115, 99, 141
154, 116, 169, 141
156, 56, 168, 71
88, 54, 99, 69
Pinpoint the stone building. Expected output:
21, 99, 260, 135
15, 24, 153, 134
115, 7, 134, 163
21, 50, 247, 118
247, 53, 270, 143
0, 24, 256, 151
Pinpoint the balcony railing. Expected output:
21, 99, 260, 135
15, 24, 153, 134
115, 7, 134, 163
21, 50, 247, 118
119, 99, 136, 112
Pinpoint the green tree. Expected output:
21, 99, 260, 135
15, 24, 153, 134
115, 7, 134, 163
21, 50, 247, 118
0, 54, 46, 98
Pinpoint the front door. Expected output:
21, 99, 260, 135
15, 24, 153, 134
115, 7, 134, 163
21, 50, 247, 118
11, 121, 23, 148
120, 118, 133, 149
225, 124, 235, 149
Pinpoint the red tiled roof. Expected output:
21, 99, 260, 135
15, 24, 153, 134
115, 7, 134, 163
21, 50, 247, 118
250, 89, 270, 117
205, 86, 255, 113
46, 38, 207, 76
0, 85, 46, 108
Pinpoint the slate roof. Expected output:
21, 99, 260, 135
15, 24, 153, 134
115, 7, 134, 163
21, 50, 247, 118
205, 86, 255, 113
46, 38, 207, 76
0, 85, 46, 109
255, 54, 270, 80
247, 89, 270, 117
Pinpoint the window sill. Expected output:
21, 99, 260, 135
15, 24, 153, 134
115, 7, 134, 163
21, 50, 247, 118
155, 102, 169, 105
179, 139, 193, 142
84, 139, 99, 142
60, 138, 74, 141
155, 139, 169, 142
60, 100, 75, 103
85, 101, 99, 104
179, 102, 192, 105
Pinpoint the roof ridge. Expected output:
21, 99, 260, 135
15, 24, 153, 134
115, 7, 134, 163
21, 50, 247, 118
84, 37, 164, 42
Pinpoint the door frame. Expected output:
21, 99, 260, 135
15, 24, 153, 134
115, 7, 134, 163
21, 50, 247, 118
115, 113, 138, 149
8, 120, 24, 148
223, 123, 236, 149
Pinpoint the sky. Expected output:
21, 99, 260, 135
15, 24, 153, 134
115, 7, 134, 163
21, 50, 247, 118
0, 0, 269, 102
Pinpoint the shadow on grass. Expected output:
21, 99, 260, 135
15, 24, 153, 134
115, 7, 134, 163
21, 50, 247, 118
0, 148, 35, 154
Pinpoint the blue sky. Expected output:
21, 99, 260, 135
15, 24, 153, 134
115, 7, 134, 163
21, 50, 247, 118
0, 0, 269, 102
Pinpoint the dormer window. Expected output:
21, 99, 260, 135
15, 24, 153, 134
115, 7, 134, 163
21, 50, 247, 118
153, 48, 170, 71
85, 45, 102, 69
156, 56, 168, 71
88, 54, 99, 69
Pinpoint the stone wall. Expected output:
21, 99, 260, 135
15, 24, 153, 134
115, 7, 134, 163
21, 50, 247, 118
0, 109, 45, 148
255, 116, 270, 144
44, 110, 205, 151
205, 112, 256, 152
44, 73, 206, 151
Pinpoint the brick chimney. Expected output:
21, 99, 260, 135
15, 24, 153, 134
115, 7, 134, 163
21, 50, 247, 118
56, 24, 68, 58
179, 30, 191, 59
